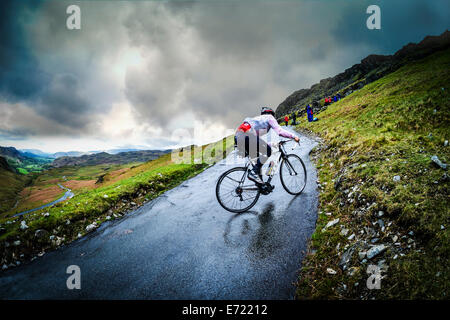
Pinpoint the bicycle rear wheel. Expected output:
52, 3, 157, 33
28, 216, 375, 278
280, 154, 307, 195
216, 167, 260, 213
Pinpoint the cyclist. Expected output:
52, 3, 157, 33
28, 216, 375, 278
234, 107, 300, 184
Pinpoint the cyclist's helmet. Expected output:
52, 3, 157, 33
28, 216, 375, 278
261, 107, 275, 116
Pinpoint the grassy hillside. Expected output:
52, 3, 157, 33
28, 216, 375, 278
0, 167, 30, 214
295, 48, 449, 299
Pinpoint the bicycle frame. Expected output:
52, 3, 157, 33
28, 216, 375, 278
237, 140, 298, 191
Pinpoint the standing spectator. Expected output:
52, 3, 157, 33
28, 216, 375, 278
284, 115, 289, 126
306, 105, 318, 122
291, 112, 297, 125
333, 95, 338, 102
337, 93, 341, 100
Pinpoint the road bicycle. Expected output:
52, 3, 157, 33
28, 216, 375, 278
216, 139, 307, 213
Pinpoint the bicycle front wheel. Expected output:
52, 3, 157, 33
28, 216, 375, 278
280, 154, 307, 195
216, 167, 261, 213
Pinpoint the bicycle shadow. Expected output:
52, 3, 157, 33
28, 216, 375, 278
223, 203, 275, 248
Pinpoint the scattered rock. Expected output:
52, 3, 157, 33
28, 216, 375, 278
340, 228, 349, 236
85, 222, 97, 233
43, 212, 50, 217
103, 194, 109, 198
347, 234, 355, 240
327, 268, 337, 275
366, 244, 387, 259
20, 221, 28, 230
431, 155, 447, 170
106, 216, 111, 220
322, 218, 339, 232
393, 175, 401, 182
13, 240, 21, 246
378, 211, 384, 217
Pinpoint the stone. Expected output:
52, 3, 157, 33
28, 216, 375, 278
340, 228, 349, 236
106, 216, 111, 220
445, 140, 448, 147
347, 234, 355, 240
431, 155, 447, 170
393, 175, 401, 182
358, 251, 366, 260
322, 218, 339, 232
103, 194, 109, 198
378, 211, 384, 217
43, 212, 50, 217
327, 268, 337, 275
13, 240, 21, 246
367, 244, 387, 259
20, 220, 28, 230
86, 222, 97, 233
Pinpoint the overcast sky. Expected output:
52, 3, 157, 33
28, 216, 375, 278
0, 0, 448, 152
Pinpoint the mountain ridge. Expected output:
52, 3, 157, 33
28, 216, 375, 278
275, 30, 450, 118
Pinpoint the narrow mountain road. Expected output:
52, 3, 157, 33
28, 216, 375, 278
0, 131, 319, 299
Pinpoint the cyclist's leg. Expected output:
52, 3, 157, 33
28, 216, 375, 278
253, 136, 272, 175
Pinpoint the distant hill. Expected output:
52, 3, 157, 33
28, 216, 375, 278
276, 30, 450, 118
0, 146, 52, 174
0, 146, 24, 160
51, 149, 171, 168
21, 148, 150, 158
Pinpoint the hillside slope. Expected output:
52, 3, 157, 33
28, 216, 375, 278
0, 157, 30, 214
276, 30, 450, 119
295, 47, 449, 299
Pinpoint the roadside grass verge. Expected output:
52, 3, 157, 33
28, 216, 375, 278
295, 48, 449, 299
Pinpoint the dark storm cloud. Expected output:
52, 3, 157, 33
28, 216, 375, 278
332, 0, 450, 55
0, 0, 449, 144
0, 0, 50, 101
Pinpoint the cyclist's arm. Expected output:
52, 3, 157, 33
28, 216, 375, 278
268, 116, 299, 140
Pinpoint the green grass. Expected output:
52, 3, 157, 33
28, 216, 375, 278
295, 48, 450, 299
0, 168, 30, 214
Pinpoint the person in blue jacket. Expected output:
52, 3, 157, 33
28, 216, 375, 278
306, 105, 318, 122
333, 95, 338, 102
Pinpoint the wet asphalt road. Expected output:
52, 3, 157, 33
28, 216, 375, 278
0, 131, 318, 299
